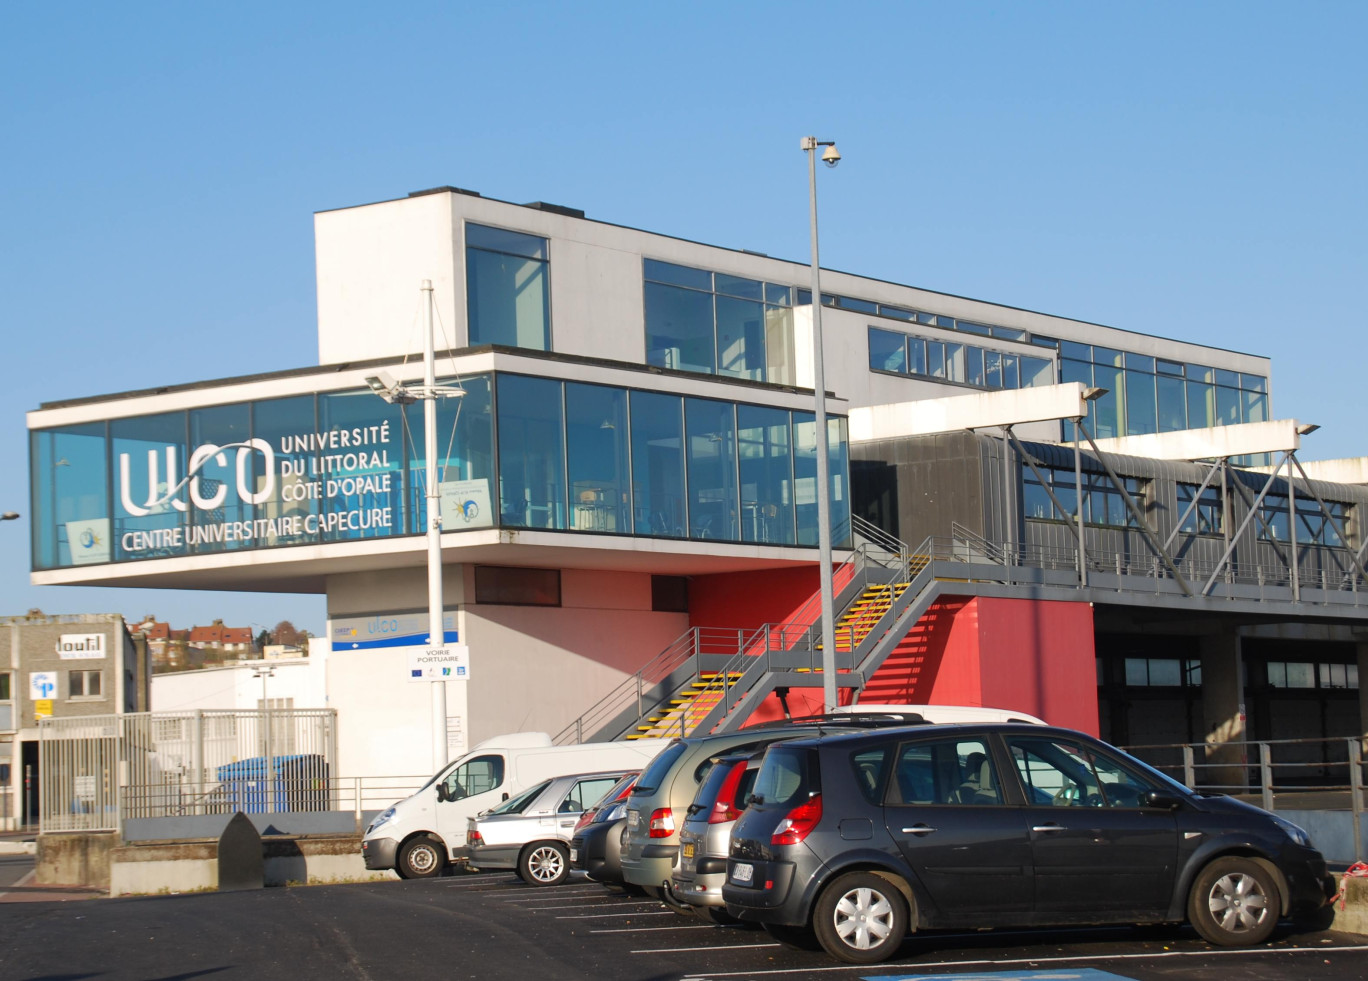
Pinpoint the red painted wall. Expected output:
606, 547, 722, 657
688, 567, 822, 631
975, 596, 1097, 734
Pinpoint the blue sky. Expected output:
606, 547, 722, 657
2, 2, 1364, 636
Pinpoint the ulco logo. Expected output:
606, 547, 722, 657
118, 439, 276, 517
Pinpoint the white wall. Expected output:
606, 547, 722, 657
312, 190, 1273, 414
151, 659, 325, 714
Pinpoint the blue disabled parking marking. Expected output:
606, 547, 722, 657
868, 971, 1135, 981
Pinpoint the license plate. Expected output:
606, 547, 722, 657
681, 842, 695, 859
569, 848, 578, 862
731, 862, 753, 884
627, 810, 640, 830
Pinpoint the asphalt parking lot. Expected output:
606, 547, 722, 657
3, 871, 1368, 981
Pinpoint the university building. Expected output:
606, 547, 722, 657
25, 186, 1368, 777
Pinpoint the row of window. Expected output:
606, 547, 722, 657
466, 229, 1272, 448
1022, 467, 1352, 546
1105, 657, 1359, 690
496, 374, 850, 546
30, 370, 852, 570
867, 327, 1054, 391
0, 671, 101, 700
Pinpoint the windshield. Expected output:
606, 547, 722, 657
426, 754, 505, 802
488, 779, 551, 815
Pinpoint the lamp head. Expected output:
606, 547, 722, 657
821, 144, 841, 168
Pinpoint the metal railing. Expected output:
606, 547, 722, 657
40, 708, 338, 833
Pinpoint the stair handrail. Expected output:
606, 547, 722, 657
852, 514, 908, 560
552, 627, 702, 744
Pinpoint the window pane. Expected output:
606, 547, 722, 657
715, 296, 766, 381
764, 283, 791, 306
1021, 355, 1053, 388
1148, 659, 1181, 686
318, 391, 403, 544
836, 296, 877, 313
957, 321, 991, 337
1156, 359, 1184, 376
645, 282, 715, 374
644, 259, 711, 290
474, 566, 561, 605
965, 346, 985, 387
1157, 374, 1187, 432
1242, 391, 1269, 424
868, 328, 907, 373
685, 399, 738, 541
992, 327, 1027, 342
1242, 373, 1268, 393
793, 411, 818, 546
880, 305, 915, 322
738, 405, 794, 545
467, 247, 550, 349
1059, 341, 1091, 361
1216, 386, 1241, 426
907, 337, 927, 375
112, 412, 188, 563
1285, 662, 1315, 689
496, 375, 565, 529
1001, 354, 1018, 389
466, 224, 547, 259
984, 349, 1002, 388
1186, 381, 1215, 429
1061, 359, 1092, 387
944, 343, 965, 383
1125, 370, 1157, 435
1092, 366, 1123, 439
765, 304, 796, 386
1215, 369, 1241, 388
926, 341, 946, 379
830, 416, 851, 549
1093, 347, 1123, 368
566, 383, 629, 533
31, 422, 108, 570
714, 274, 762, 301
630, 391, 685, 537
1125, 353, 1155, 372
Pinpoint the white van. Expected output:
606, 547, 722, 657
361, 731, 668, 878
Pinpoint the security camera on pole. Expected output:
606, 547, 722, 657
802, 135, 841, 713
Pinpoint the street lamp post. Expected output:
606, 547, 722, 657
801, 136, 841, 713
366, 281, 465, 774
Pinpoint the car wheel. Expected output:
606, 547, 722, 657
1188, 857, 1279, 946
762, 922, 823, 950
812, 871, 909, 964
396, 835, 446, 879
519, 842, 570, 886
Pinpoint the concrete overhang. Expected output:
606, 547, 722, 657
850, 383, 1089, 442
30, 532, 839, 593
1089, 419, 1308, 461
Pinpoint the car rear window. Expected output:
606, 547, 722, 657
631, 740, 687, 795
688, 757, 744, 816
489, 779, 551, 815
750, 747, 819, 807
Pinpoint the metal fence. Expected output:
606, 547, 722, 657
40, 709, 338, 833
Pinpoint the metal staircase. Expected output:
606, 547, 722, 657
553, 516, 941, 744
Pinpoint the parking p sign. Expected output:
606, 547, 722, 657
30, 672, 57, 701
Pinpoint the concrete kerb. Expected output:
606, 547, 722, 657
0, 841, 37, 855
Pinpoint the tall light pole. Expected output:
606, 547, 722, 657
366, 280, 464, 773
802, 136, 841, 713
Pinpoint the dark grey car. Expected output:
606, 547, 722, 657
723, 724, 1335, 964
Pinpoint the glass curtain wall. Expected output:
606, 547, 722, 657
31, 372, 851, 569
466, 224, 551, 350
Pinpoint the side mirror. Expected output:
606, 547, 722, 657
436, 784, 449, 803
1144, 791, 1183, 810
502, 792, 509, 801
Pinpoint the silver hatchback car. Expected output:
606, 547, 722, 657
668, 752, 761, 921
467, 770, 632, 885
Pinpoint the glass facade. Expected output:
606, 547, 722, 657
31, 371, 852, 570
644, 260, 796, 384
1060, 343, 1268, 440
1021, 466, 1144, 528
466, 224, 551, 350
1258, 493, 1349, 546
868, 326, 1053, 392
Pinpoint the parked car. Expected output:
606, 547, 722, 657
362, 731, 666, 879
667, 751, 762, 922
569, 774, 638, 889
722, 723, 1336, 964
467, 770, 633, 885
620, 710, 941, 897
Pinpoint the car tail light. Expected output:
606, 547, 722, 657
573, 808, 598, 834
468, 829, 483, 846
771, 794, 822, 846
709, 761, 749, 825
648, 807, 675, 838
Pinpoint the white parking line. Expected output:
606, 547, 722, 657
590, 924, 714, 934
521, 900, 664, 911
681, 941, 1368, 978
632, 942, 781, 954
556, 910, 679, 920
